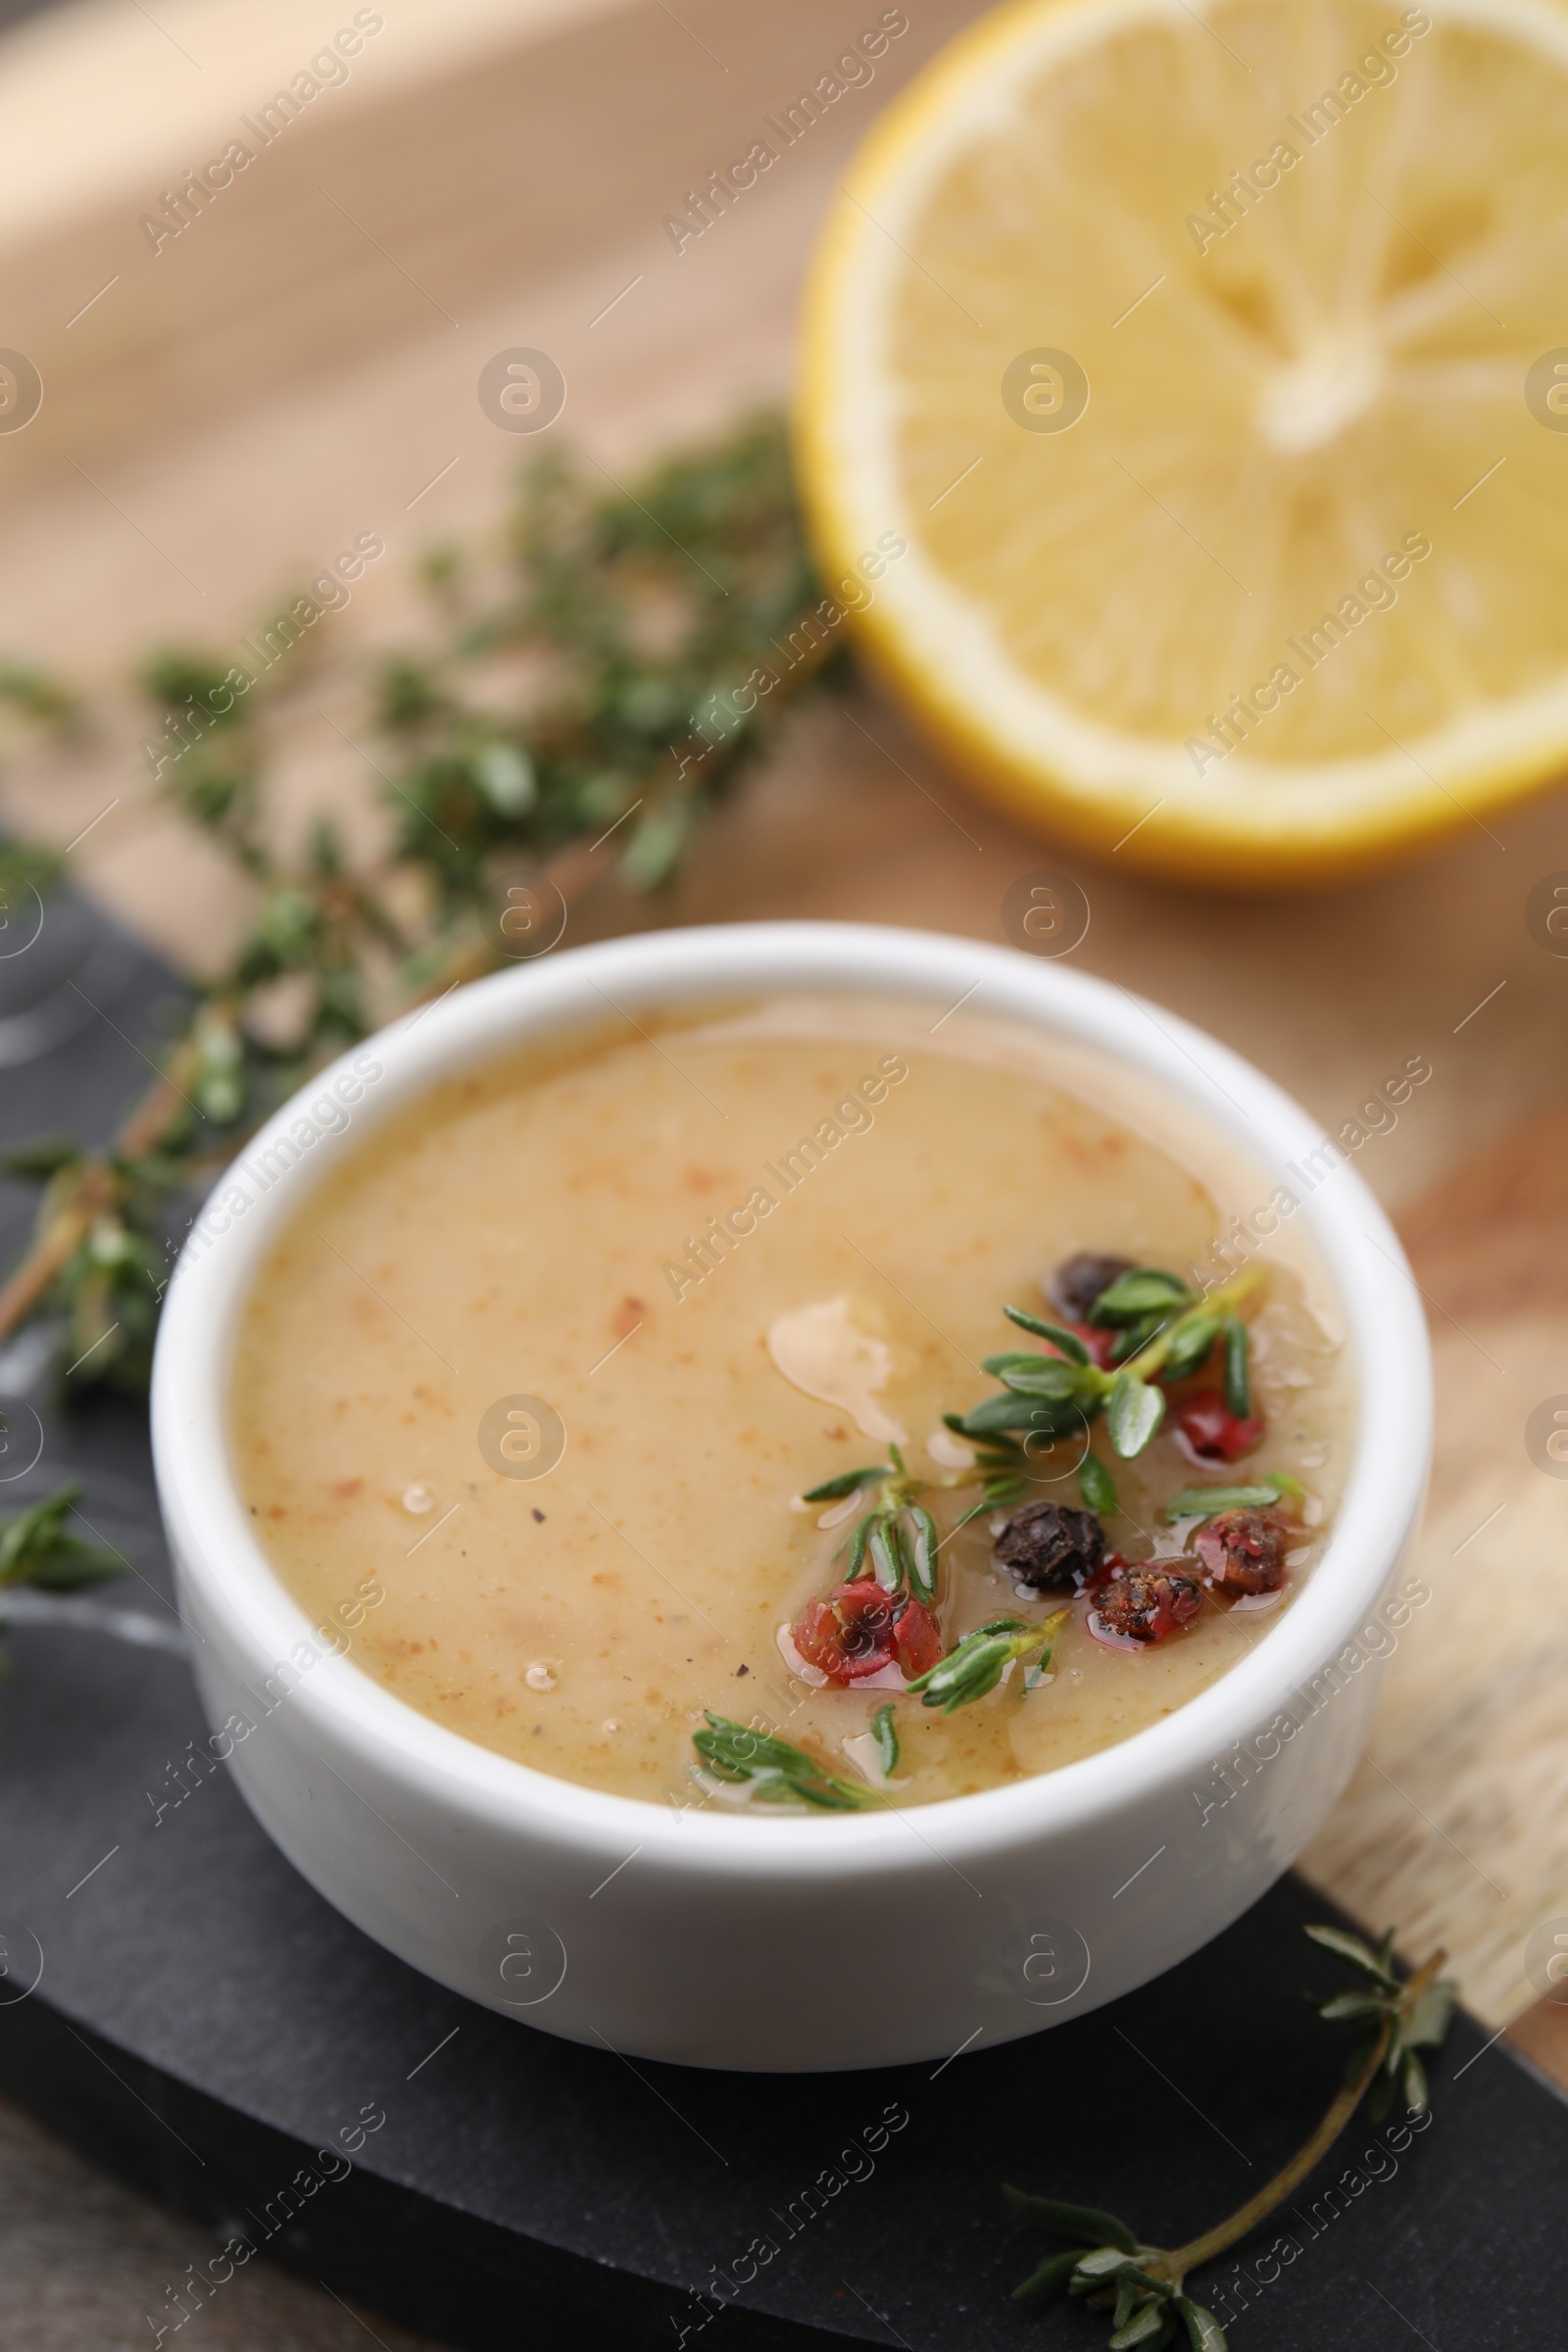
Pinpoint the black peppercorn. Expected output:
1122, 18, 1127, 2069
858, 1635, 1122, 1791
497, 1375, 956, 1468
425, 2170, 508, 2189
994, 1499, 1105, 1592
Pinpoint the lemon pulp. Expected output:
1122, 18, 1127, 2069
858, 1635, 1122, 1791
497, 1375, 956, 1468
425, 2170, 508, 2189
799, 0, 1568, 882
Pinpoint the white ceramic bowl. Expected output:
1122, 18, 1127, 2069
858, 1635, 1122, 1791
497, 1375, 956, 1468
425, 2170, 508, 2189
151, 922, 1431, 2072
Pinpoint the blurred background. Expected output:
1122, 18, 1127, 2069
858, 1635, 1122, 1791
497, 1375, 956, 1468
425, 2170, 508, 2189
2, 1, 1567, 2344
0, 0, 1562, 1150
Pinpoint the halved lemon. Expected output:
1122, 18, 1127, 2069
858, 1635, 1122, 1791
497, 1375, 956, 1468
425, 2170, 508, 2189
798, 0, 1568, 885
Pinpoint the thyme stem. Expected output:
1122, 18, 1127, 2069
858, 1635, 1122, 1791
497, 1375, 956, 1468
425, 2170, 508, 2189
1155, 1947, 1447, 2282
0, 840, 593, 1356
1120, 1266, 1261, 1389
0, 1165, 117, 1338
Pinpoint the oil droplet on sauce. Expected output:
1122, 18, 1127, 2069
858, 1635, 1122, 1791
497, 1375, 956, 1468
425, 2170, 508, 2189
764, 1297, 907, 1445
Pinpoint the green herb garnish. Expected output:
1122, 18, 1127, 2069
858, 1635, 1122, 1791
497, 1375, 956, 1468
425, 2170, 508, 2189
1002, 1302, 1092, 1362
1087, 1267, 1193, 1324
866, 1516, 905, 1592
692, 1713, 884, 1810
801, 1466, 891, 1502
844, 1510, 878, 1578
822, 1446, 941, 1593
842, 1499, 940, 1601
1106, 1368, 1165, 1458
1004, 1926, 1456, 2346
1221, 1316, 1251, 1419
906, 1503, 939, 1602
1161, 1475, 1302, 1522
870, 1702, 901, 1778
698, 1261, 1297, 1795
960, 1382, 1091, 1438
0, 1482, 123, 1669
0, 1485, 122, 1592
1077, 1451, 1118, 1516
954, 1273, 1259, 1463
1303, 1923, 1457, 2119
905, 1609, 1067, 1714
1160, 1311, 1219, 1382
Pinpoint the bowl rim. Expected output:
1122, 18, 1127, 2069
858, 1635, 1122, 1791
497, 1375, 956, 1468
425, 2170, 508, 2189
151, 919, 1432, 1880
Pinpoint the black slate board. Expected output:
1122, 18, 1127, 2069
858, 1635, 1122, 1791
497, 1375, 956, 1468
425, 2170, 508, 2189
0, 902, 1563, 2352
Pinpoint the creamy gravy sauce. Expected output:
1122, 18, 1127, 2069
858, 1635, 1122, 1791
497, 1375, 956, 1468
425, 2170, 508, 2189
229, 1000, 1350, 1809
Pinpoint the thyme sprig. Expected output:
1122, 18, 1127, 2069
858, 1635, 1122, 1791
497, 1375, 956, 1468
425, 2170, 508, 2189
951, 1270, 1260, 1469
1302, 1923, 1456, 2120
1161, 1476, 1302, 1523
807, 1445, 943, 1601
696, 1257, 1286, 1795
0, 414, 833, 1398
0, 1485, 122, 1592
1005, 1926, 1457, 2346
906, 1608, 1068, 1713
0, 1483, 124, 1665
688, 1607, 1070, 1804
725, 1264, 1280, 1796
692, 1712, 887, 1810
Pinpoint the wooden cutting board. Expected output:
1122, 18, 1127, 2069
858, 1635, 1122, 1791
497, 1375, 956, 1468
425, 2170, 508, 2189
2, 0, 1567, 2076
1309, 1105, 1568, 2063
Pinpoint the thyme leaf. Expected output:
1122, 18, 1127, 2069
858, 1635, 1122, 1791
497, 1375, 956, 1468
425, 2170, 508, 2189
843, 1511, 878, 1578
1173, 2301, 1227, 2351
1161, 1476, 1302, 1522
866, 1515, 905, 1592
992, 1354, 1096, 1403
1088, 1268, 1194, 1325
1002, 2191, 1138, 2253
1002, 1303, 1092, 1362
1117, 1270, 1261, 1389
1302, 1924, 1398, 1986
1106, 1371, 1164, 1459
906, 1504, 939, 1603
1221, 1317, 1251, 1419
1078, 1451, 1119, 1516
0, 1486, 123, 1592
801, 1466, 891, 1502
691, 1713, 881, 1811
956, 1389, 1093, 1441
1160, 1312, 1219, 1382
905, 1609, 1067, 1714
1011, 2247, 1093, 2305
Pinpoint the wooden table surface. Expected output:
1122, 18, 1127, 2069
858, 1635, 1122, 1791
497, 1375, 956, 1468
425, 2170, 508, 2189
2, 0, 1566, 2338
